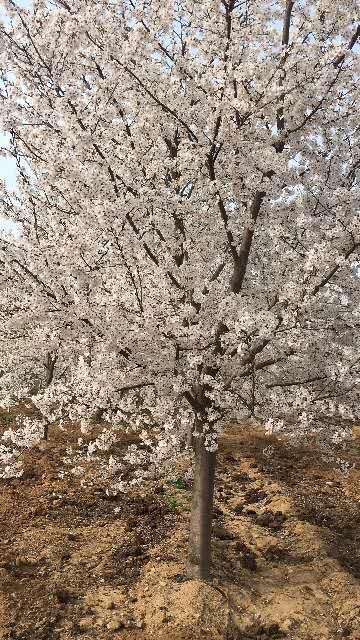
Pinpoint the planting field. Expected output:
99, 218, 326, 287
1, 419, 360, 640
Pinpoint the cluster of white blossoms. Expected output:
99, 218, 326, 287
0, 416, 45, 478
0, 444, 23, 479
0, 0, 359, 481
2, 416, 45, 449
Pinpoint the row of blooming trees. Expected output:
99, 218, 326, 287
0, 0, 359, 578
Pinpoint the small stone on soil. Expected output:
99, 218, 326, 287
233, 503, 244, 515
106, 616, 125, 631
244, 489, 267, 504
256, 511, 286, 529
213, 526, 235, 540
240, 552, 257, 571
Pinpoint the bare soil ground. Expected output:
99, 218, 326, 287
1, 413, 360, 640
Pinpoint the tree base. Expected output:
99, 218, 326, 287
188, 435, 217, 581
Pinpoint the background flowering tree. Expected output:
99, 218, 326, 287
0, 0, 359, 578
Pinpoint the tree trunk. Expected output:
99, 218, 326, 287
188, 434, 217, 580
44, 351, 57, 387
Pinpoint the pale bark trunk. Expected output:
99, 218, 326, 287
188, 434, 217, 580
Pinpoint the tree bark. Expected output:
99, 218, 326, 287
44, 351, 57, 387
188, 433, 217, 580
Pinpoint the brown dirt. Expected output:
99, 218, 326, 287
1, 417, 360, 640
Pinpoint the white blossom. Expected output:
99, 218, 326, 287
0, 0, 358, 483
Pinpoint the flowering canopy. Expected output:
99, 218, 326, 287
0, 0, 359, 480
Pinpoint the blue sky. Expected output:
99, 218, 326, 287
0, 0, 24, 232
0, 134, 17, 190
0, 0, 30, 190
0, 133, 18, 232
